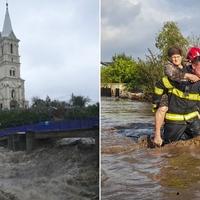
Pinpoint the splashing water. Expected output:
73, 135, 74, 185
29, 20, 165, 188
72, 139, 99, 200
101, 97, 200, 200
0, 138, 99, 200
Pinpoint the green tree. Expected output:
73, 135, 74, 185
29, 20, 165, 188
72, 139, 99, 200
188, 34, 200, 47
136, 49, 164, 94
0, 95, 98, 129
45, 96, 51, 106
31, 96, 47, 110
156, 21, 189, 61
69, 93, 90, 108
100, 21, 194, 96
101, 54, 138, 85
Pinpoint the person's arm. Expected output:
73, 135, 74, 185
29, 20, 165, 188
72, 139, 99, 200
184, 73, 200, 82
164, 62, 200, 82
154, 105, 167, 146
152, 80, 166, 110
152, 79, 168, 147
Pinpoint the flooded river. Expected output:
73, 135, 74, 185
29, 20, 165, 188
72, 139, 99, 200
0, 138, 98, 200
101, 97, 200, 200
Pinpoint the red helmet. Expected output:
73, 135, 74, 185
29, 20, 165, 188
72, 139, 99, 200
187, 47, 200, 62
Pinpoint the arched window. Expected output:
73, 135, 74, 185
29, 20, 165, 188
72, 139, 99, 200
10, 44, 13, 54
11, 89, 15, 99
9, 69, 16, 76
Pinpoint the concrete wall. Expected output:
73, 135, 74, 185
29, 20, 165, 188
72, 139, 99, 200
101, 83, 126, 97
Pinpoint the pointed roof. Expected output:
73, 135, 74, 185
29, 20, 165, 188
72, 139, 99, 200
2, 3, 16, 38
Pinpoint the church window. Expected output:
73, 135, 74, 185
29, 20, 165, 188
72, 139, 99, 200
10, 44, 13, 54
11, 58, 13, 62
0, 104, 2, 109
9, 69, 15, 76
11, 90, 15, 98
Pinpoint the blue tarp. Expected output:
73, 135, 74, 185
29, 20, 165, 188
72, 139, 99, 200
0, 117, 99, 137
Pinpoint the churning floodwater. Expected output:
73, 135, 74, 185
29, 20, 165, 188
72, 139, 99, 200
101, 97, 200, 200
0, 138, 98, 200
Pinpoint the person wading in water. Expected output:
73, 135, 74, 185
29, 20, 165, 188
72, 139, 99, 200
153, 47, 200, 146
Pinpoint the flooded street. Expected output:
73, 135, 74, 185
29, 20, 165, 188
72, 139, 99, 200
101, 97, 200, 200
0, 139, 98, 200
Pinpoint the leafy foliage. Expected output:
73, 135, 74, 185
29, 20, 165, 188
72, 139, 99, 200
187, 34, 200, 47
0, 94, 99, 129
155, 21, 189, 61
69, 93, 90, 107
101, 21, 193, 95
101, 54, 138, 83
136, 49, 164, 93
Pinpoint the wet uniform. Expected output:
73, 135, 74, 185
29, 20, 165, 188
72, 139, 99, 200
159, 61, 187, 107
153, 65, 200, 144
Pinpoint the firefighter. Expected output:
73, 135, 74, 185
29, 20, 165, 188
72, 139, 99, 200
153, 47, 200, 146
153, 49, 200, 144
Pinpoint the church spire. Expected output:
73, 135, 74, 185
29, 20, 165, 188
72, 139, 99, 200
2, 3, 14, 37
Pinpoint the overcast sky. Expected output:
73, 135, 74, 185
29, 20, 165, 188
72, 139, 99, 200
101, 0, 200, 61
0, 0, 99, 104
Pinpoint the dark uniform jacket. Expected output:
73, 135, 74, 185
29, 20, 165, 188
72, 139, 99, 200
153, 65, 200, 122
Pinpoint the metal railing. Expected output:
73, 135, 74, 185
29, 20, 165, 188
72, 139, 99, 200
0, 117, 99, 137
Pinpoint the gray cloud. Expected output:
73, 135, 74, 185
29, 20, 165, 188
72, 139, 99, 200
0, 0, 99, 103
101, 0, 200, 61
102, 0, 141, 27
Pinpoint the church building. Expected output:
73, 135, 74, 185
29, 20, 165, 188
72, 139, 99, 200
0, 4, 26, 110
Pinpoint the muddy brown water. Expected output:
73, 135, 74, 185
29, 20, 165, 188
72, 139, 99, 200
0, 138, 99, 200
101, 97, 200, 200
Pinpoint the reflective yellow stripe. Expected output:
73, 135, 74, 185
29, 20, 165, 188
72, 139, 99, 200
162, 76, 174, 89
169, 88, 200, 101
165, 111, 199, 121
152, 104, 157, 113
154, 87, 164, 95
162, 76, 200, 101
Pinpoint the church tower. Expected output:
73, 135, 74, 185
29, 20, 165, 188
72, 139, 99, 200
0, 3, 25, 110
